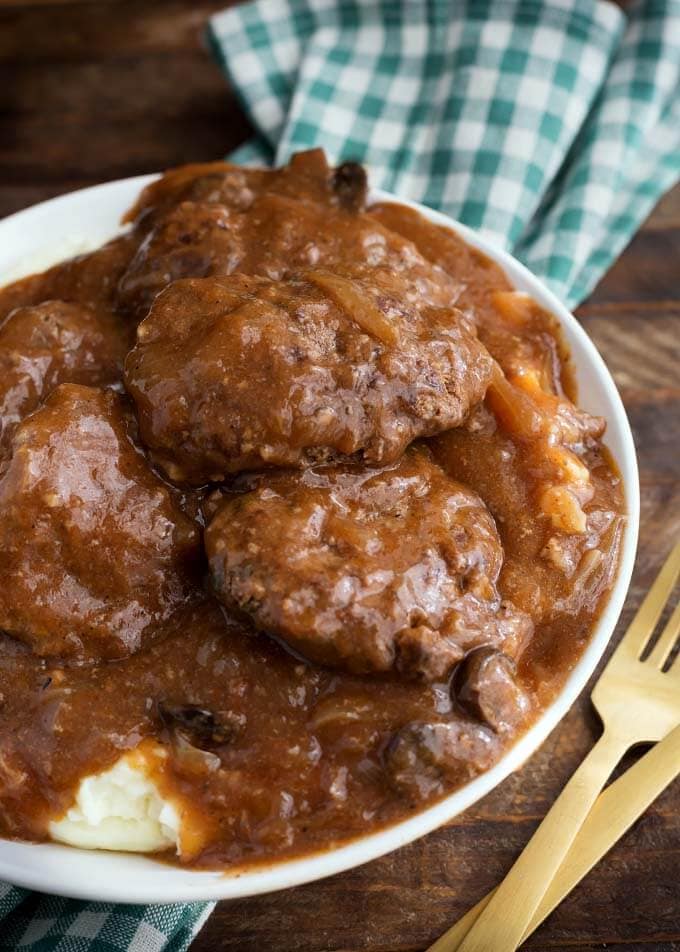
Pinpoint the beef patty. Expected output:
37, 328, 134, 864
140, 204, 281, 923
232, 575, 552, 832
0, 384, 201, 662
205, 448, 531, 679
124, 273, 492, 483
0, 300, 127, 459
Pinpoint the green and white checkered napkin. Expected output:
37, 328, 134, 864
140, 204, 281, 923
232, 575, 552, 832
211, 0, 680, 308
2, 0, 679, 949
0, 884, 211, 951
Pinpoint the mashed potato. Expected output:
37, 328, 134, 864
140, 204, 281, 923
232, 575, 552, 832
49, 743, 181, 854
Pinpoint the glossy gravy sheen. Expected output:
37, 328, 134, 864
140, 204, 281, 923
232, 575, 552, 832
0, 151, 624, 868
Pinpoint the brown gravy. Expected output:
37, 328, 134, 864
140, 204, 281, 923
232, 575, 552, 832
0, 150, 624, 868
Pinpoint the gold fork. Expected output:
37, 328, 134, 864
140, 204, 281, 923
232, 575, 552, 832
430, 539, 680, 952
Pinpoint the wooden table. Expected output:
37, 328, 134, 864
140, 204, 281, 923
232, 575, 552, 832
2, 2, 679, 949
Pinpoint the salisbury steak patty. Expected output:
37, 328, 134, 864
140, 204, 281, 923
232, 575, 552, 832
124, 273, 493, 483
117, 179, 460, 323
205, 448, 531, 679
0, 384, 201, 662
0, 300, 127, 459
117, 200, 242, 321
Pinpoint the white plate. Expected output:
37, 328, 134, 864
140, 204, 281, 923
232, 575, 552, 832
0, 176, 639, 904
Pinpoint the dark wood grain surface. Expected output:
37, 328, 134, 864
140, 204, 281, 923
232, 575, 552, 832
2, 2, 679, 950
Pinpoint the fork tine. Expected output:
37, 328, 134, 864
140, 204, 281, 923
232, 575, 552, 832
616, 540, 680, 660
647, 598, 680, 669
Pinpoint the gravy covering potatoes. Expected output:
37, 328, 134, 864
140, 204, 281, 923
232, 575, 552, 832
0, 151, 624, 866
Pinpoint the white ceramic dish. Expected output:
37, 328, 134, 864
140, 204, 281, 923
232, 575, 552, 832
0, 175, 639, 904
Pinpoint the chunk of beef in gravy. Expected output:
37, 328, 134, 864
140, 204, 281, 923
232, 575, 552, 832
0, 384, 201, 663
454, 647, 531, 734
124, 273, 492, 483
385, 720, 499, 801
0, 301, 127, 459
206, 448, 531, 679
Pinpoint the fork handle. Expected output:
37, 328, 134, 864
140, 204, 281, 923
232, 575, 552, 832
431, 728, 629, 952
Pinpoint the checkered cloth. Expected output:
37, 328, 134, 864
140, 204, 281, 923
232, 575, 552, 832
210, 0, 680, 307
0, 884, 211, 951
2, 1, 679, 950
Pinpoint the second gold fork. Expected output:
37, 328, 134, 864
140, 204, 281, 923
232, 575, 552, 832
430, 540, 680, 952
